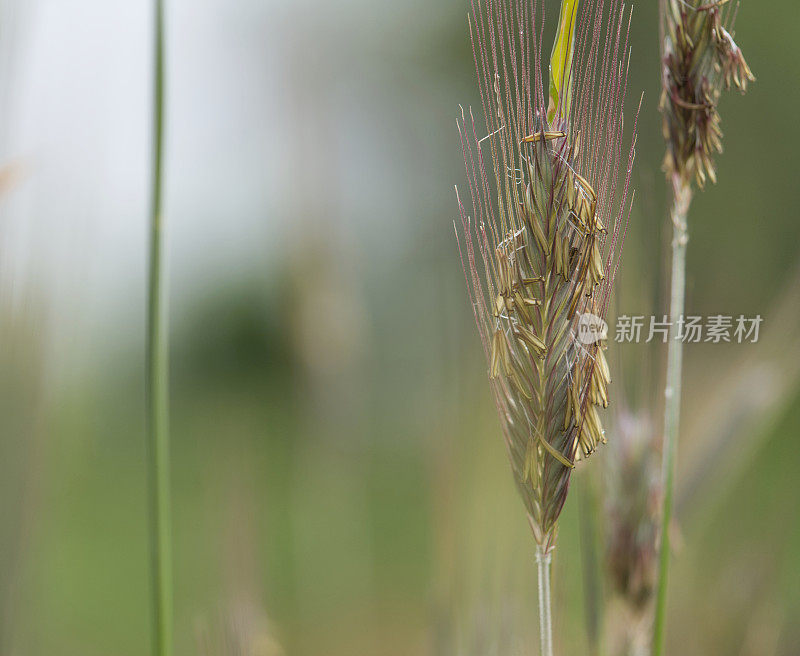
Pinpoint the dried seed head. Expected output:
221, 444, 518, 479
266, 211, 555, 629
602, 410, 662, 653
604, 411, 661, 607
660, 0, 755, 187
455, 0, 638, 551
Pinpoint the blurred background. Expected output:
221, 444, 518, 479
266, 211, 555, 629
0, 0, 798, 654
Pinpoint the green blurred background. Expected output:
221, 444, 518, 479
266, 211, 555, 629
1, 0, 798, 654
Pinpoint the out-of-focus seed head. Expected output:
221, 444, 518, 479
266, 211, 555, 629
602, 410, 663, 655
604, 411, 661, 608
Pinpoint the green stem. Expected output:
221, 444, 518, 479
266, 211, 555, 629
652, 176, 692, 656
146, 1, 172, 655
536, 545, 554, 656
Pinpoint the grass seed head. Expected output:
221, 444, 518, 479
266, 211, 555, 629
660, 0, 755, 188
602, 410, 662, 654
604, 411, 661, 608
455, 0, 638, 550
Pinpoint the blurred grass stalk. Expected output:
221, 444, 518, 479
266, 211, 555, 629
677, 259, 800, 520
654, 2, 754, 653
146, 1, 173, 655
653, 173, 690, 655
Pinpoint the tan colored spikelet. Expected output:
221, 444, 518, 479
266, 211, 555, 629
660, 0, 755, 188
455, 0, 639, 551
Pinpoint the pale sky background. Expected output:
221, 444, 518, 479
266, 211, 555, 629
0, 0, 472, 388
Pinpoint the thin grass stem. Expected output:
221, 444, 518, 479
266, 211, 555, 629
146, 1, 173, 655
653, 176, 692, 656
536, 546, 554, 656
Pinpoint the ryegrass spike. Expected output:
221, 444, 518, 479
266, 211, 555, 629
455, 2, 639, 652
